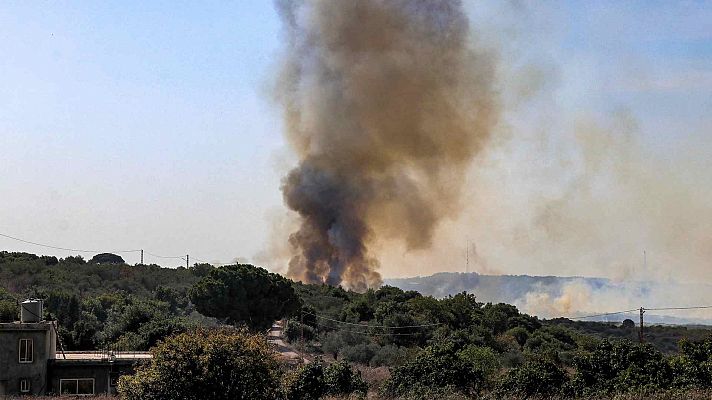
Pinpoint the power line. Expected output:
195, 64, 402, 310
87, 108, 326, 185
0, 231, 194, 263
563, 309, 639, 320
564, 305, 712, 320
303, 311, 442, 329
311, 320, 426, 336
143, 252, 186, 260
0, 232, 141, 254
645, 305, 712, 311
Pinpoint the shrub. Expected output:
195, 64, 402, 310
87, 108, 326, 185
506, 326, 529, 347
383, 343, 483, 397
569, 339, 672, 396
341, 343, 380, 365
118, 328, 281, 400
457, 345, 500, 385
496, 357, 568, 397
284, 360, 366, 400
284, 362, 326, 400
370, 344, 406, 367
285, 319, 317, 343
0, 300, 17, 322
324, 360, 367, 396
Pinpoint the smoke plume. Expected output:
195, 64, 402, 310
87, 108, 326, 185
275, 0, 498, 290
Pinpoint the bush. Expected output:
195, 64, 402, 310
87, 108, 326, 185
496, 357, 568, 397
384, 343, 483, 397
457, 345, 500, 385
0, 300, 17, 322
118, 329, 281, 400
370, 344, 406, 367
341, 343, 380, 365
284, 360, 366, 400
285, 319, 317, 343
284, 362, 326, 400
569, 339, 672, 396
324, 360, 367, 396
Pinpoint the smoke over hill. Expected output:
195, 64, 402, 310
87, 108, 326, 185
275, 0, 499, 290
387, 272, 712, 325
264, 1, 712, 310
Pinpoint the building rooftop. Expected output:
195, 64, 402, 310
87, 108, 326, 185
0, 321, 54, 330
55, 351, 153, 361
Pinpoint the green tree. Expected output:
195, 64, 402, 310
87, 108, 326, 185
497, 357, 568, 397
384, 342, 483, 397
324, 360, 367, 396
89, 253, 125, 264
284, 359, 366, 400
118, 329, 281, 400
284, 361, 325, 400
0, 288, 17, 322
189, 264, 300, 331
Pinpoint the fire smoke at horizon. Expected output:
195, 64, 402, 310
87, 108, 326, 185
275, 0, 499, 290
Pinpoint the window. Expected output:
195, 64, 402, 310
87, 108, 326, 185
19, 379, 30, 393
18, 339, 33, 363
60, 379, 95, 395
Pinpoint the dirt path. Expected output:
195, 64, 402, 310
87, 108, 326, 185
268, 320, 309, 365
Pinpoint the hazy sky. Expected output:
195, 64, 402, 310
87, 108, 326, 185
1, 1, 710, 279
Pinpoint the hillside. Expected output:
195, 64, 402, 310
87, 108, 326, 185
386, 272, 712, 325
3, 250, 712, 398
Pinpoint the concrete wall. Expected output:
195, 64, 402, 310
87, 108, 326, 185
48, 360, 140, 396
0, 322, 55, 395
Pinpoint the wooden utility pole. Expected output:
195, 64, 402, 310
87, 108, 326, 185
140, 249, 144, 265
300, 311, 304, 345
639, 307, 645, 343
186, 255, 189, 269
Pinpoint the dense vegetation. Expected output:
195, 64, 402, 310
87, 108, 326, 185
189, 263, 300, 331
289, 282, 712, 398
118, 329, 284, 400
2, 250, 712, 399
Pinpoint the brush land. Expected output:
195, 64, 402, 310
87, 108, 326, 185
2, 251, 712, 399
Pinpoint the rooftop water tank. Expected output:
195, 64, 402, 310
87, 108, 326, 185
21, 299, 43, 323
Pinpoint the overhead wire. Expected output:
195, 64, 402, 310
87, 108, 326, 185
303, 311, 442, 329
143, 251, 186, 260
311, 319, 428, 336
0, 231, 189, 262
563, 309, 639, 320
645, 305, 712, 311
0, 232, 141, 254
3, 231, 712, 321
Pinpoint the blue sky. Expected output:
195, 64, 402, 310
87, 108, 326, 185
0, 1, 710, 278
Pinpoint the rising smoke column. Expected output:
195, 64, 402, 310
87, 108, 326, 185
277, 0, 499, 290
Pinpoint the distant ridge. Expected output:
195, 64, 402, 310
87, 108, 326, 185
385, 272, 712, 326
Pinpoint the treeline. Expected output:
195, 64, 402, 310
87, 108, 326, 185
3, 250, 712, 398
0, 251, 299, 351
287, 283, 712, 398
0, 251, 212, 350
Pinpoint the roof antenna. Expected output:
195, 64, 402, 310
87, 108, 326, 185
465, 240, 469, 275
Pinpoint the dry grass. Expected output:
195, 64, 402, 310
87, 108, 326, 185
324, 389, 712, 400
5, 397, 116, 399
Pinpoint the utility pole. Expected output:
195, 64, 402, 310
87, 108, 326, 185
300, 311, 304, 348
186, 255, 189, 269
639, 307, 645, 343
140, 249, 144, 265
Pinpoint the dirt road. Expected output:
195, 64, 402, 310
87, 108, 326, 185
268, 320, 309, 365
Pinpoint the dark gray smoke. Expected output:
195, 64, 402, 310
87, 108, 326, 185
276, 0, 499, 290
